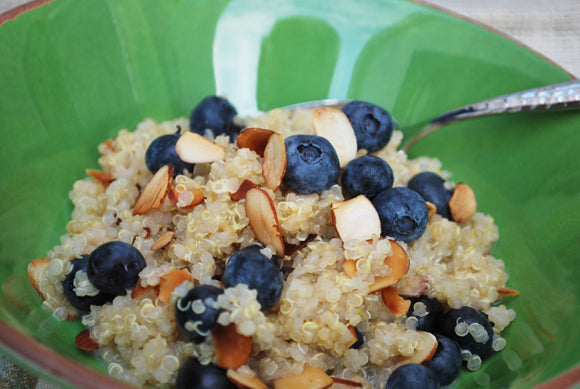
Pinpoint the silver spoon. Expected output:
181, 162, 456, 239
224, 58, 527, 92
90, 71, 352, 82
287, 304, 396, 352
283, 79, 580, 152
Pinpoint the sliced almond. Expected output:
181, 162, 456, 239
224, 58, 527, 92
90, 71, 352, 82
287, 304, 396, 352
231, 179, 258, 201
27, 257, 52, 300
86, 169, 115, 186
151, 231, 175, 251
330, 377, 364, 387
237, 128, 275, 157
75, 329, 99, 351
245, 188, 285, 257
133, 165, 173, 216
158, 269, 193, 305
131, 282, 159, 299
402, 331, 438, 364
212, 323, 253, 370
263, 133, 286, 192
449, 182, 477, 223
380, 285, 411, 316
342, 240, 410, 294
345, 325, 359, 349
273, 365, 333, 389
398, 275, 429, 298
284, 233, 317, 257
368, 240, 410, 293
498, 287, 520, 296
313, 107, 357, 168
227, 368, 269, 389
426, 201, 437, 218
331, 195, 381, 242
175, 131, 225, 163
168, 185, 205, 210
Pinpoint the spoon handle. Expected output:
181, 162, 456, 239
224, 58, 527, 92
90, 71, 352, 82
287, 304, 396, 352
403, 79, 580, 151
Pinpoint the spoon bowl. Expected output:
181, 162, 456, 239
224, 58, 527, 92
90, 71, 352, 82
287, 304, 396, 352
282, 79, 580, 151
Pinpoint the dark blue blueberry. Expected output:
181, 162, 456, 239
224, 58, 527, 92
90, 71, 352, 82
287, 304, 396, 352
350, 327, 365, 350
440, 306, 494, 359
283, 134, 340, 194
86, 241, 146, 296
341, 100, 394, 153
371, 187, 428, 243
423, 335, 463, 386
176, 359, 236, 389
341, 155, 394, 199
190, 96, 242, 138
407, 295, 443, 333
407, 172, 453, 220
62, 255, 115, 312
386, 363, 440, 389
223, 247, 284, 311
239, 244, 282, 268
176, 284, 224, 343
145, 131, 195, 176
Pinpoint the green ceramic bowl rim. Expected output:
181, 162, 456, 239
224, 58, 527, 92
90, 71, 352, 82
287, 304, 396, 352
0, 1, 578, 388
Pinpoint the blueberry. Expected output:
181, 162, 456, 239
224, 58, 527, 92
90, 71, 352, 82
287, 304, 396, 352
341, 155, 394, 199
386, 363, 440, 389
239, 244, 282, 268
341, 100, 394, 153
190, 96, 241, 138
86, 241, 146, 296
407, 295, 443, 333
283, 134, 340, 194
62, 255, 115, 312
372, 187, 429, 243
440, 306, 494, 359
145, 131, 195, 176
176, 359, 236, 389
223, 247, 284, 311
423, 335, 462, 386
407, 172, 453, 220
176, 284, 224, 343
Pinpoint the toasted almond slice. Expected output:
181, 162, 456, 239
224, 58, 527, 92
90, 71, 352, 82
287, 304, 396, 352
398, 275, 429, 298
368, 240, 410, 293
27, 257, 52, 300
151, 231, 175, 251
227, 368, 269, 389
86, 169, 115, 186
403, 331, 438, 364
231, 179, 258, 201
331, 195, 381, 242
330, 377, 364, 387
158, 269, 193, 304
168, 185, 205, 210
426, 201, 437, 218
449, 182, 477, 223
212, 323, 253, 370
131, 282, 159, 299
284, 233, 317, 257
313, 107, 357, 168
263, 133, 286, 192
75, 329, 99, 351
345, 325, 359, 349
341, 259, 357, 278
175, 131, 226, 163
237, 128, 275, 157
245, 188, 285, 257
498, 287, 520, 296
133, 165, 174, 216
273, 366, 334, 389
380, 285, 411, 316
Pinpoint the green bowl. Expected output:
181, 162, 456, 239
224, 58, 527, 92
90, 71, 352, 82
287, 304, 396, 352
0, 1, 578, 388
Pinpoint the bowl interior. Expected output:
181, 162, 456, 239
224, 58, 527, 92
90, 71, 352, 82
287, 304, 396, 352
0, 0, 578, 388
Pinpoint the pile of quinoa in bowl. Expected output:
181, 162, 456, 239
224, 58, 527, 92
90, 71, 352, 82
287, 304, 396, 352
28, 97, 517, 389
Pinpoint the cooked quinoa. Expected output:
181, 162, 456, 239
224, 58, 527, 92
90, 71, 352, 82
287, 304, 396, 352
34, 108, 515, 388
